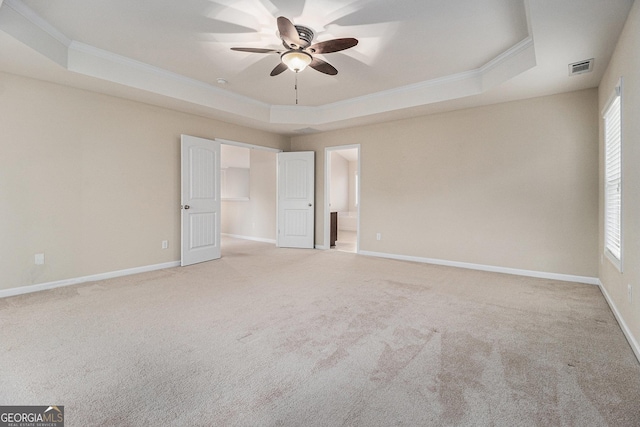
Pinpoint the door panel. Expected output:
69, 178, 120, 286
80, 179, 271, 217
181, 135, 221, 266
278, 151, 315, 248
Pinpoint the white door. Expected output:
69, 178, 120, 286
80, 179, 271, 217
278, 151, 315, 248
181, 135, 221, 266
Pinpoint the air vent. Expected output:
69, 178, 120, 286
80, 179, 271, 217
569, 59, 594, 76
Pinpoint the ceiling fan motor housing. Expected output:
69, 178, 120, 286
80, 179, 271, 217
294, 25, 314, 47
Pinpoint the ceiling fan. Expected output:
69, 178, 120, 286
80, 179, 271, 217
231, 16, 358, 76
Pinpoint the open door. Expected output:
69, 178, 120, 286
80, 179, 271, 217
181, 135, 221, 266
277, 151, 315, 248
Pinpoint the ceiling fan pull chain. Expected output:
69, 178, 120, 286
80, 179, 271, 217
295, 72, 299, 105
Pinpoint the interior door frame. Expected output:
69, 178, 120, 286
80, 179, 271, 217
215, 138, 283, 155
324, 144, 361, 252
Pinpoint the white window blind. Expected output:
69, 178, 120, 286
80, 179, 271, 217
603, 86, 622, 267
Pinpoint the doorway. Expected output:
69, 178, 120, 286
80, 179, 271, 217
325, 145, 360, 253
217, 139, 281, 249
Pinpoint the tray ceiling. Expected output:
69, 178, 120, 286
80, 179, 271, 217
0, 0, 633, 134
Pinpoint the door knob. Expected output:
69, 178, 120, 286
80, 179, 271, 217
184, 205, 190, 210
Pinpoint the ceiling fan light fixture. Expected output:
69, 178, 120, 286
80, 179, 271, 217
281, 50, 312, 73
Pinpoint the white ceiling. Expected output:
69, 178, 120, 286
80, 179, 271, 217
0, 0, 633, 135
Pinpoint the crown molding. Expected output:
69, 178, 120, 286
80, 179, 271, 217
270, 37, 536, 126
0, 0, 69, 66
0, 0, 537, 130
3, 0, 70, 46
480, 36, 536, 91
67, 41, 272, 122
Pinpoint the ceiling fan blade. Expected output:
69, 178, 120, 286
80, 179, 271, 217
231, 47, 281, 54
309, 57, 338, 75
270, 62, 289, 76
308, 38, 358, 54
277, 16, 304, 48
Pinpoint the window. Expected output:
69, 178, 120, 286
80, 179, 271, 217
603, 82, 622, 269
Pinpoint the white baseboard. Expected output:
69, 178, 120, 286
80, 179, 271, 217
359, 250, 599, 285
0, 261, 181, 299
315, 244, 329, 250
221, 233, 276, 244
598, 280, 640, 364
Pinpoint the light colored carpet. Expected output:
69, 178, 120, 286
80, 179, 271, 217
1, 237, 639, 426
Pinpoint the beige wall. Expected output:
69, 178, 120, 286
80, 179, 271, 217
0, 71, 289, 291
598, 1, 640, 354
292, 89, 599, 278
221, 149, 277, 240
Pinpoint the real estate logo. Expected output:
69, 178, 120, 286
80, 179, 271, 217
0, 406, 64, 427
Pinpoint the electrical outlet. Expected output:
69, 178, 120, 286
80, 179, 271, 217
35, 253, 45, 265
376, 233, 382, 241
628, 284, 633, 302
162, 240, 168, 249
